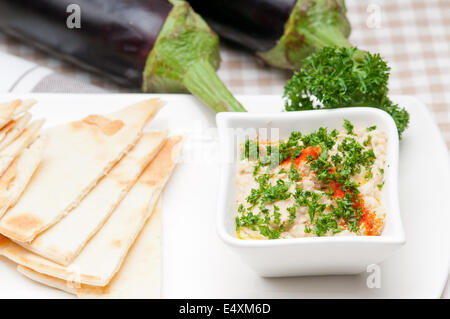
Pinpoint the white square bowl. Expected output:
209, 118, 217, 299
216, 108, 406, 277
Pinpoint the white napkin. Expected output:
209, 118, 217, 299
0, 51, 108, 93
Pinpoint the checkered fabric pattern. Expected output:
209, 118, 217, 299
0, 0, 449, 148
349, 0, 450, 149
218, 0, 450, 148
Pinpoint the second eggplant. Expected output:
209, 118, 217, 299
188, 0, 351, 70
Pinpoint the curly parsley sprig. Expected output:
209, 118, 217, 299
284, 47, 409, 138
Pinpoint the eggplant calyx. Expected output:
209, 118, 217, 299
142, 0, 245, 113
257, 0, 352, 70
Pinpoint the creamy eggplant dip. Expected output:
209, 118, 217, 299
235, 120, 387, 239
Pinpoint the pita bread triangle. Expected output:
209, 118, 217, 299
20, 131, 167, 266
0, 113, 32, 151
0, 136, 182, 287
0, 98, 163, 243
0, 119, 44, 177
0, 135, 47, 219
12, 99, 36, 118
17, 200, 162, 298
0, 99, 36, 130
0, 99, 22, 130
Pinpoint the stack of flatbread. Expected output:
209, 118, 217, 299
0, 98, 182, 298
0, 99, 45, 220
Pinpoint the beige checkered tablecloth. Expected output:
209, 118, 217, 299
0, 0, 449, 148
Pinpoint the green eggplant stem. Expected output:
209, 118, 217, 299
142, 0, 246, 113
183, 59, 246, 112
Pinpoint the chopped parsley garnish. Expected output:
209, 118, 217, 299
237, 121, 383, 239
363, 135, 372, 146
288, 166, 301, 181
260, 180, 291, 204
242, 139, 259, 161
343, 119, 354, 135
287, 206, 297, 225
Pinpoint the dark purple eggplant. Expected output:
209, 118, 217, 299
186, 0, 296, 52
188, 0, 351, 70
0, 0, 170, 86
0, 0, 246, 112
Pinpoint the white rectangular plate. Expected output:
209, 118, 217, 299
0, 94, 448, 298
